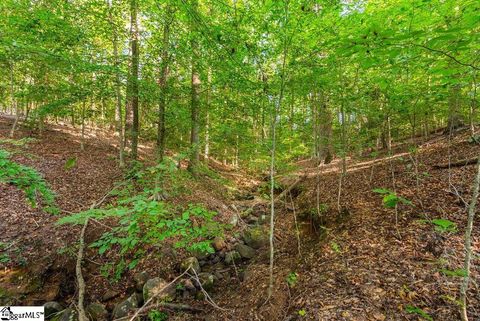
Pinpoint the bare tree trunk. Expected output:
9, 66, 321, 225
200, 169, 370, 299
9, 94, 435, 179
126, 0, 140, 160
459, 155, 480, 321
470, 74, 477, 135
107, 0, 125, 167
268, 0, 289, 300
80, 101, 86, 151
111, 12, 125, 166
157, 6, 172, 163
9, 62, 19, 138
204, 68, 211, 161
188, 0, 200, 174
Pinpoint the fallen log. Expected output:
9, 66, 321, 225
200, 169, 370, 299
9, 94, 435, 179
433, 157, 479, 169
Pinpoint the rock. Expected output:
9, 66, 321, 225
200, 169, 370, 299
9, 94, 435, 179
58, 308, 77, 321
181, 257, 201, 274
183, 279, 196, 291
112, 294, 139, 319
101, 289, 120, 302
239, 268, 252, 282
229, 213, 239, 226
197, 273, 215, 291
143, 277, 175, 302
212, 237, 227, 251
243, 226, 268, 249
214, 271, 223, 280
192, 249, 209, 260
133, 271, 150, 292
235, 244, 256, 259
86, 303, 108, 321
224, 251, 241, 265
257, 214, 270, 225
44, 301, 63, 319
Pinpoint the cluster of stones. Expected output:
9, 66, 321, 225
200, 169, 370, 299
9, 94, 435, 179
43, 223, 269, 321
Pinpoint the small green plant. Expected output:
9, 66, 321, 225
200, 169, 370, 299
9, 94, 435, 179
373, 188, 412, 208
0, 149, 58, 214
431, 218, 457, 233
405, 305, 432, 321
0, 253, 10, 264
64, 157, 77, 170
439, 268, 467, 277
286, 272, 298, 287
330, 241, 341, 253
298, 309, 306, 317
467, 134, 480, 144
59, 189, 224, 279
148, 310, 168, 321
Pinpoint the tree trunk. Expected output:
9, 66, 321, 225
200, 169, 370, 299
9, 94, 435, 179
188, 0, 200, 174
9, 62, 19, 138
111, 12, 125, 167
204, 68, 211, 161
157, 7, 172, 163
80, 101, 86, 151
126, 0, 140, 160
459, 155, 480, 321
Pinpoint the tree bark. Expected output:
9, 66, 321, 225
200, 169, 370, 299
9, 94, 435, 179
459, 155, 480, 321
157, 6, 172, 163
9, 62, 19, 138
188, 0, 200, 174
107, 0, 125, 167
126, 0, 140, 160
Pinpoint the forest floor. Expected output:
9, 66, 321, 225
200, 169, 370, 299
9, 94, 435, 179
1, 115, 479, 321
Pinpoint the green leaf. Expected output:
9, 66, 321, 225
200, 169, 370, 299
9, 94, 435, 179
405, 305, 432, 321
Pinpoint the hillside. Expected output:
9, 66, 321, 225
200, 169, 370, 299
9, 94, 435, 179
1, 116, 479, 321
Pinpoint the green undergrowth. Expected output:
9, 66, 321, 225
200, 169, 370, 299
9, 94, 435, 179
58, 158, 227, 281
0, 149, 58, 214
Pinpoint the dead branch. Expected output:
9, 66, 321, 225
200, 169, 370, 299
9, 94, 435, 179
76, 187, 118, 321
433, 157, 479, 169
75, 218, 89, 321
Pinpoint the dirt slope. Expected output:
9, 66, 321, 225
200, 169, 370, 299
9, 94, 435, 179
1, 116, 479, 321
204, 131, 480, 321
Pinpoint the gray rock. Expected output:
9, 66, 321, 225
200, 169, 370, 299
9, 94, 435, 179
181, 257, 201, 274
133, 271, 150, 292
212, 237, 227, 251
257, 214, 270, 225
183, 279, 196, 291
44, 301, 63, 319
85, 303, 107, 321
197, 273, 215, 291
239, 268, 253, 282
143, 277, 175, 302
235, 244, 256, 259
112, 294, 139, 319
229, 213, 239, 226
224, 251, 241, 265
192, 249, 209, 260
101, 289, 120, 302
243, 226, 269, 249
